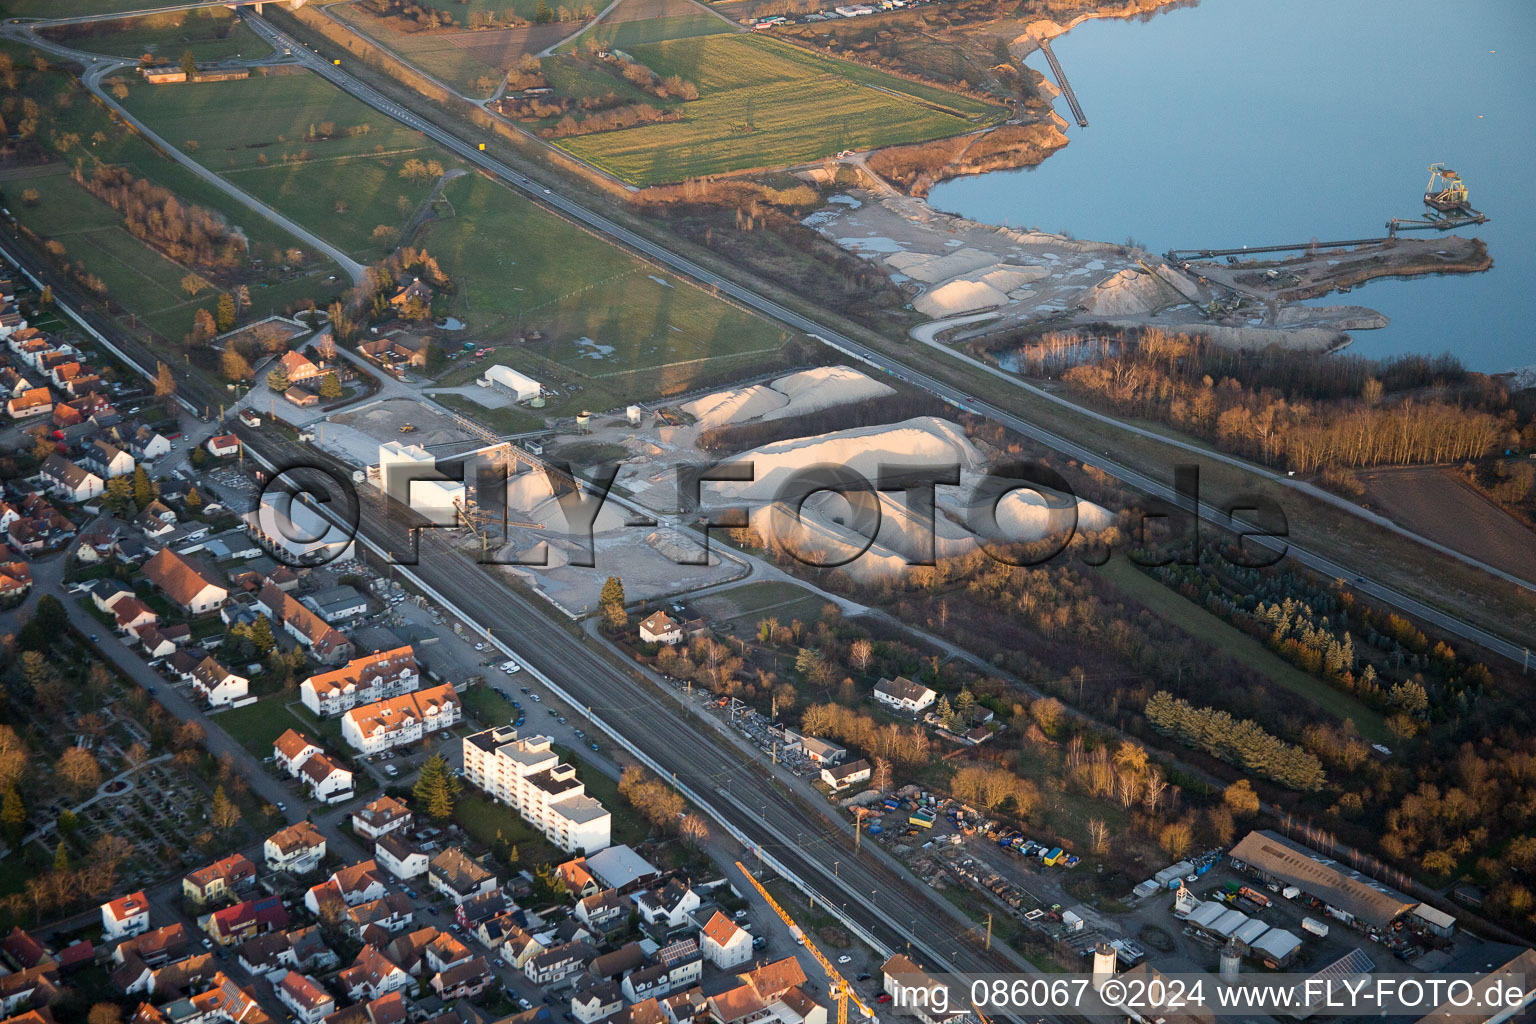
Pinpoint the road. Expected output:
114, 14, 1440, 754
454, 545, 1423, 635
0, 25, 367, 285
234, 11, 1529, 666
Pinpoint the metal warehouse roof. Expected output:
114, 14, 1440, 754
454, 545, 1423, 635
1233, 918, 1270, 945
1230, 830, 1417, 930
1186, 902, 1227, 929
1251, 928, 1302, 961
1209, 908, 1249, 937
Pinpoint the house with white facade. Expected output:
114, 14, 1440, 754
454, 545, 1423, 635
300, 646, 419, 718
189, 656, 251, 708
341, 683, 461, 755
102, 891, 151, 941
873, 676, 936, 715
264, 822, 327, 875
699, 911, 752, 969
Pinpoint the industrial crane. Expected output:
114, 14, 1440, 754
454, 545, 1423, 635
734, 861, 876, 1024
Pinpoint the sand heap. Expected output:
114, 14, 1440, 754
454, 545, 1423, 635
1083, 267, 1167, 317
888, 247, 1051, 317
682, 365, 894, 428
707, 416, 1113, 581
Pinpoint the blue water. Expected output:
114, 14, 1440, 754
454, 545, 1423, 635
927, 0, 1536, 372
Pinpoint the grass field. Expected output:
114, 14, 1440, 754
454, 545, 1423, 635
569, 11, 731, 49
421, 172, 787, 382
2, 0, 196, 16
1099, 558, 1391, 742
38, 9, 272, 63
217, 696, 345, 757
123, 70, 453, 259
552, 35, 1001, 184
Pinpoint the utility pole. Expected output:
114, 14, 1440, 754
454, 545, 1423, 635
985, 913, 992, 950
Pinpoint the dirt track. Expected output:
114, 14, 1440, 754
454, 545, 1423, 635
1359, 465, 1536, 585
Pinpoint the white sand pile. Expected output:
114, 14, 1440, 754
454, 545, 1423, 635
504, 469, 630, 533
914, 278, 1011, 317
645, 530, 714, 566
681, 384, 788, 428
711, 415, 1114, 581
759, 365, 894, 420
682, 365, 894, 429
885, 247, 997, 283
1084, 267, 1166, 316
979, 264, 1048, 291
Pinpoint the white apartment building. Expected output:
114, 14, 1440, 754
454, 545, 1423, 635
300, 646, 420, 718
462, 726, 612, 854
341, 683, 461, 756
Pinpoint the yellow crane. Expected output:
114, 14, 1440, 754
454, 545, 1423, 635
734, 861, 876, 1024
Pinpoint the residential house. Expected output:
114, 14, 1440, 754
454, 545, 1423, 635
585, 845, 660, 891
204, 895, 288, 946
525, 940, 597, 987
341, 683, 461, 755
375, 834, 429, 882
427, 848, 496, 905
621, 953, 702, 1004
358, 330, 432, 370
699, 912, 752, 969
301, 585, 369, 625
182, 854, 256, 906
389, 278, 433, 312
205, 435, 240, 458
500, 925, 544, 970
819, 759, 871, 792
264, 822, 326, 875
662, 987, 708, 1024
339, 945, 413, 1002
344, 894, 414, 940
453, 891, 508, 934
279, 350, 321, 385
83, 439, 134, 479
6, 387, 51, 420
257, 584, 351, 663
132, 426, 171, 462
634, 880, 699, 930
351, 796, 412, 841
431, 957, 492, 1001
39, 454, 103, 503
274, 729, 323, 776
873, 676, 936, 715
0, 963, 58, 1017
108, 597, 158, 638
475, 910, 520, 951
574, 890, 626, 934
423, 931, 474, 976
300, 646, 419, 718
136, 626, 180, 660
305, 861, 388, 915
298, 753, 354, 804
461, 726, 612, 853
276, 971, 334, 1024
189, 657, 250, 708
586, 942, 645, 984
237, 927, 337, 983
573, 979, 624, 1024
0, 562, 29, 601
102, 892, 151, 941
556, 858, 599, 899
141, 548, 226, 614
638, 611, 682, 646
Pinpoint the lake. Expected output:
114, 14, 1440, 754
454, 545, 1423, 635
927, 0, 1536, 372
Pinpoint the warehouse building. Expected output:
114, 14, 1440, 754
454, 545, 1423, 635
1229, 831, 1426, 934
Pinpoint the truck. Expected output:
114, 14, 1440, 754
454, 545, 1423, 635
1301, 918, 1330, 938
1239, 886, 1273, 909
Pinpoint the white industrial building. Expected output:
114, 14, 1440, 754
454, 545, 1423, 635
480, 365, 542, 403
462, 726, 611, 854
377, 441, 464, 526
244, 493, 356, 565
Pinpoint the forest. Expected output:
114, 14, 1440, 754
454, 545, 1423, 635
1018, 328, 1528, 473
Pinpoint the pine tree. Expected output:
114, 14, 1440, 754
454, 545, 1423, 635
154, 361, 176, 398
53, 840, 69, 873
2, 785, 25, 845
413, 754, 458, 821
216, 292, 236, 333
265, 366, 291, 393
318, 372, 343, 400
180, 49, 197, 79
131, 465, 156, 509
249, 615, 276, 655
186, 487, 203, 512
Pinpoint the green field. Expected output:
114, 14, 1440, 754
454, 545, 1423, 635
567, 11, 731, 49
218, 697, 345, 757
1099, 559, 1391, 742
422, 171, 787, 388
123, 70, 452, 259
38, 9, 272, 63
553, 35, 1002, 184
1, 0, 196, 16
330, 2, 548, 98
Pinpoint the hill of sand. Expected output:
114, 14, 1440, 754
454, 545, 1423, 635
682, 365, 894, 428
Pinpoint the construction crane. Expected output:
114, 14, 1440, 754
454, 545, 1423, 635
734, 862, 876, 1024
1424, 163, 1471, 212
453, 497, 540, 558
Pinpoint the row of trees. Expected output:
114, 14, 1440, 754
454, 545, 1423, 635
1145, 690, 1326, 791
799, 701, 931, 763
617, 765, 707, 846
76, 163, 246, 272
544, 103, 681, 139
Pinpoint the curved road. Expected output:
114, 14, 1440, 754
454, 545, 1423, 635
0, 25, 368, 285
239, 12, 1528, 665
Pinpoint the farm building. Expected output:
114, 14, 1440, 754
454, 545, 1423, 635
480, 365, 542, 403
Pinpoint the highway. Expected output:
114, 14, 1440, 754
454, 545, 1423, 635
239, 12, 1528, 666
